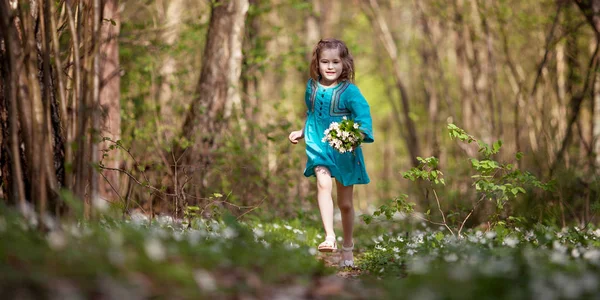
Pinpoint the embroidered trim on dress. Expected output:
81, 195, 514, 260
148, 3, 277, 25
330, 81, 350, 116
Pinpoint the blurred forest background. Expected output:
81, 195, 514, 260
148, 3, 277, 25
2, 0, 600, 227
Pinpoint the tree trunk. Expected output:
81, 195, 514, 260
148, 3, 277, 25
416, 1, 440, 159
362, 0, 421, 167
0, 0, 107, 219
158, 0, 184, 139
552, 0, 600, 171
98, 0, 121, 202
453, 0, 476, 141
173, 0, 249, 211
0, 0, 27, 209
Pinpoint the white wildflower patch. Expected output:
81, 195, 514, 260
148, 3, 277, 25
130, 211, 149, 225
322, 117, 364, 153
550, 252, 568, 265
47, 231, 67, 250
583, 249, 600, 262
92, 196, 109, 213
553, 240, 567, 253
444, 253, 459, 262
156, 215, 174, 226
187, 229, 204, 245
222, 227, 237, 239
375, 244, 387, 251
41, 213, 58, 231
194, 269, 217, 292
144, 238, 166, 262
502, 236, 519, 248
253, 228, 264, 238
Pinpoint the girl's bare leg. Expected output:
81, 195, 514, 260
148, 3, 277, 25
315, 166, 335, 239
336, 180, 354, 262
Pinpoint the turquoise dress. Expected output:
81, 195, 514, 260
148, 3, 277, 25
303, 78, 374, 186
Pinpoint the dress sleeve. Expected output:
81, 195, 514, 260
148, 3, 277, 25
348, 86, 374, 143
304, 79, 313, 114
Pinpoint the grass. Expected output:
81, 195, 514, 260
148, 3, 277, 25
2, 204, 600, 299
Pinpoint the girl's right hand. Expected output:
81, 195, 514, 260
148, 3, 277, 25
288, 130, 304, 144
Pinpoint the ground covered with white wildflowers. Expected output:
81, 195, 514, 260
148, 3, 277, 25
2, 205, 600, 299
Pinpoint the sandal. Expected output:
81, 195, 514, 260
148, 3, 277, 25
318, 235, 337, 252
339, 243, 355, 268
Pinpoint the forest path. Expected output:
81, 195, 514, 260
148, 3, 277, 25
296, 252, 383, 299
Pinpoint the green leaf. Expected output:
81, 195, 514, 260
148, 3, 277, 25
435, 232, 444, 241
493, 140, 502, 153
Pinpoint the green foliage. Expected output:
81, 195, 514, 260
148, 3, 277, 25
359, 224, 600, 299
0, 205, 328, 298
364, 124, 553, 231
362, 194, 414, 225
402, 157, 445, 185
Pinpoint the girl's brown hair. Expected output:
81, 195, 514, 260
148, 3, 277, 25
310, 38, 355, 83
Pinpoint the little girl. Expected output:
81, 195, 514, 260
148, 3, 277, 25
288, 38, 374, 268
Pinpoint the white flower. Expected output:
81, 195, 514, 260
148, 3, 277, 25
222, 227, 237, 239
484, 231, 496, 239
47, 231, 67, 250
284, 225, 292, 230
194, 269, 217, 292
444, 253, 458, 262
145, 238, 166, 261
553, 240, 567, 253
92, 196, 109, 213
550, 252, 568, 265
502, 236, 519, 248
353, 123, 359, 129
253, 228, 264, 238
583, 249, 600, 262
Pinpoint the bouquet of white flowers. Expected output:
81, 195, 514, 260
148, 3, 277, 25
322, 116, 364, 153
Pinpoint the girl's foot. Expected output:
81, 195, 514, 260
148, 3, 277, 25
318, 235, 337, 252
339, 243, 354, 268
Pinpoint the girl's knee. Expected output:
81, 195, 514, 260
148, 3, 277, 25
316, 177, 332, 191
338, 201, 354, 212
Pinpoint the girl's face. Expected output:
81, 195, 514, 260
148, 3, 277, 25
318, 48, 343, 86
